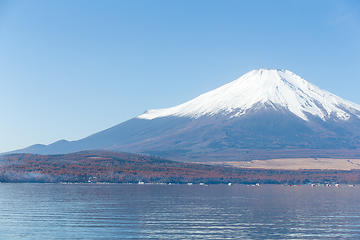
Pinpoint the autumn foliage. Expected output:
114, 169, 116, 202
0, 151, 360, 184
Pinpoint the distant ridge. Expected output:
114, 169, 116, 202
7, 69, 360, 161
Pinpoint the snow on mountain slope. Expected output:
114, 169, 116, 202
137, 69, 360, 121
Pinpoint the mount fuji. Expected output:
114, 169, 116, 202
9, 69, 360, 161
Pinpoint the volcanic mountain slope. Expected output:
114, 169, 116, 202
10, 69, 360, 161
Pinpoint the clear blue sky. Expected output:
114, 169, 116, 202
1, 0, 359, 153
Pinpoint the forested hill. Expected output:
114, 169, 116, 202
1, 150, 359, 184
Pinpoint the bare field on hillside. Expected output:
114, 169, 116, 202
204, 158, 360, 170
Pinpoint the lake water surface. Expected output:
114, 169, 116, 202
0, 183, 359, 239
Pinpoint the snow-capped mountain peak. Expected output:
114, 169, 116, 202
10, 69, 360, 158
138, 69, 360, 121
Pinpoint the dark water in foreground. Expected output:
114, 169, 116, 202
0, 183, 359, 239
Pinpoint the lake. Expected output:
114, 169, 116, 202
0, 183, 359, 239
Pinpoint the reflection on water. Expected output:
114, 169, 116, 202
0, 184, 359, 239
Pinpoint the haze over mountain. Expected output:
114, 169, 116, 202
8, 69, 360, 161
